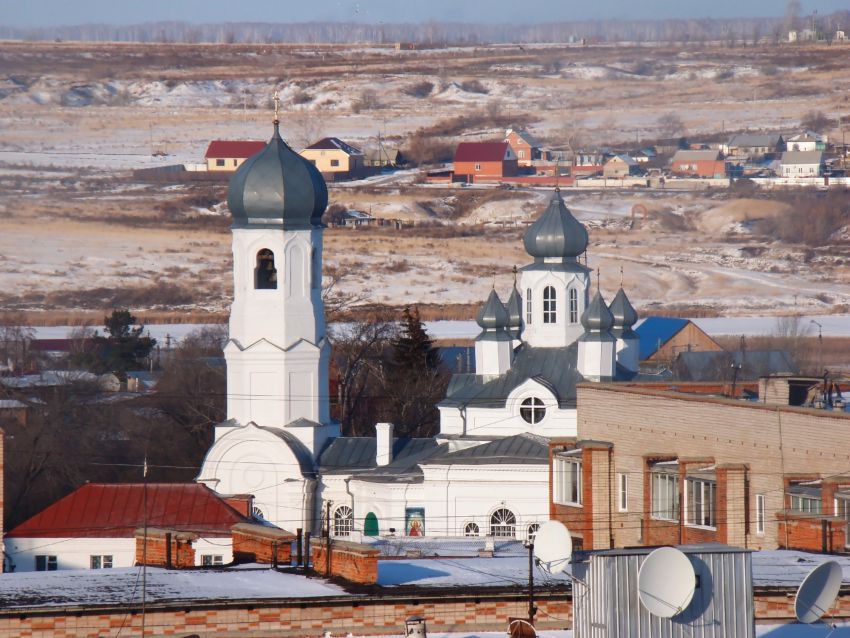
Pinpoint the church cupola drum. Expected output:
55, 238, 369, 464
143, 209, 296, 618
223, 113, 332, 445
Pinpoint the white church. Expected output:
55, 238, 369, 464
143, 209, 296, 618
197, 116, 640, 542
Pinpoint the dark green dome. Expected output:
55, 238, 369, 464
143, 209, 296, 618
227, 123, 328, 230
581, 290, 614, 332
523, 190, 588, 261
476, 289, 509, 330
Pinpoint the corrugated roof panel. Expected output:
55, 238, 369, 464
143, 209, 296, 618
635, 316, 689, 360
204, 140, 266, 159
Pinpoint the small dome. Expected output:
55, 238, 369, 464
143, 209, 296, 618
476, 289, 509, 330
581, 290, 614, 332
506, 287, 523, 330
609, 287, 638, 330
523, 190, 588, 260
227, 122, 328, 230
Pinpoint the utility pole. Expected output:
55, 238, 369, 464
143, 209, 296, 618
527, 540, 536, 624
811, 320, 823, 374
325, 500, 333, 576
141, 455, 148, 638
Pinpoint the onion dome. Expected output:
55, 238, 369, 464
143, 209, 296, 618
506, 287, 523, 333
609, 287, 638, 334
227, 122, 328, 230
581, 290, 614, 332
476, 289, 509, 331
523, 190, 588, 261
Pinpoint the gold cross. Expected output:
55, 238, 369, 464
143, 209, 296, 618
273, 90, 280, 123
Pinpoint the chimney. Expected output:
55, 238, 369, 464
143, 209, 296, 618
375, 422, 394, 466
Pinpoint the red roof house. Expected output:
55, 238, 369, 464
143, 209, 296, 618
6, 483, 252, 571
204, 140, 266, 171
453, 142, 518, 182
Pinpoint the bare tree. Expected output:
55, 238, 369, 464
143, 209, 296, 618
0, 312, 34, 374
657, 112, 686, 139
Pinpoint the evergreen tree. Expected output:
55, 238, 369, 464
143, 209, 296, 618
76, 309, 156, 375
380, 306, 447, 438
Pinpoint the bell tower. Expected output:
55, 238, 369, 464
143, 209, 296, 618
219, 96, 337, 458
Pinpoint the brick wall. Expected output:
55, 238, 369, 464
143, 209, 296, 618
576, 384, 850, 551
777, 513, 847, 553
232, 523, 295, 565
310, 537, 380, 585
134, 528, 197, 568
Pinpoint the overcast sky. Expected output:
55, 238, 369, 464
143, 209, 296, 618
1, 0, 846, 28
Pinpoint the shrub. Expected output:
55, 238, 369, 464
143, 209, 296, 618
403, 81, 434, 98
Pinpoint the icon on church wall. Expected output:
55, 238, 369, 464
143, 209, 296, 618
405, 507, 425, 536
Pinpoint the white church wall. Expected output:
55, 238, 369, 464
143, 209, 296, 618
520, 269, 589, 348
577, 338, 616, 381
194, 538, 234, 566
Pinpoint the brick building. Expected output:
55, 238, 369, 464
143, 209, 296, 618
453, 142, 518, 182
670, 149, 727, 178
549, 379, 850, 553
504, 128, 541, 167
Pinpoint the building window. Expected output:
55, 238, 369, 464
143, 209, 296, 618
543, 286, 556, 324
554, 457, 582, 506
216, 158, 225, 167
35, 555, 57, 571
333, 505, 354, 537
475, 163, 481, 171
756, 494, 765, 535
252, 505, 265, 520
525, 288, 532, 324
618, 473, 628, 512
255, 249, 278, 289
202, 554, 223, 566
90, 555, 113, 569
330, 159, 340, 167
835, 496, 850, 547
790, 494, 822, 514
518, 150, 525, 158
464, 522, 480, 537
651, 471, 679, 521
527, 523, 540, 542
686, 478, 716, 528
490, 508, 516, 538
568, 288, 578, 324
520, 397, 546, 424
232, 159, 238, 167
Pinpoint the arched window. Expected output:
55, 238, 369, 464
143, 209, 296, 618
255, 249, 277, 289
527, 523, 541, 543
364, 512, 379, 537
464, 522, 480, 537
569, 288, 578, 324
252, 506, 265, 520
311, 248, 320, 290
490, 508, 516, 538
333, 505, 353, 537
520, 397, 546, 424
543, 286, 556, 324
525, 288, 533, 324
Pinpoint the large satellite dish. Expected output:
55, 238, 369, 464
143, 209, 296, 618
638, 547, 696, 618
795, 560, 843, 624
532, 520, 572, 574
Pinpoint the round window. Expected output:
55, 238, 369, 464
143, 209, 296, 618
520, 397, 546, 424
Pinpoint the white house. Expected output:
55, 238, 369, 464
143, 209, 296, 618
780, 150, 824, 177
196, 115, 640, 542
4, 483, 248, 572
786, 131, 827, 152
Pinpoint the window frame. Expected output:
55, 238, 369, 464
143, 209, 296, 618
651, 471, 679, 522
330, 158, 340, 167
202, 554, 224, 566
554, 456, 583, 506
618, 472, 628, 512
35, 555, 57, 571
756, 493, 765, 536
489, 507, 517, 538
790, 493, 822, 514
525, 288, 532, 325
543, 286, 556, 324
90, 554, 113, 569
215, 158, 225, 167
519, 396, 546, 425
333, 504, 354, 537
685, 477, 717, 529
568, 288, 578, 324
464, 522, 480, 537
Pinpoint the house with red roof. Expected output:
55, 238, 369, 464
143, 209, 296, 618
453, 141, 518, 182
204, 140, 266, 172
4, 483, 253, 572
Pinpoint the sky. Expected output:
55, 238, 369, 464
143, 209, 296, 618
0, 0, 847, 29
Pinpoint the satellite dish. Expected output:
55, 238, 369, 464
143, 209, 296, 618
638, 547, 696, 618
532, 520, 572, 574
795, 560, 843, 624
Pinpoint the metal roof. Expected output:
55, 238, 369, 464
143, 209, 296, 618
634, 316, 689, 360
304, 137, 363, 155
672, 149, 722, 161
204, 140, 266, 159
476, 288, 509, 330
581, 290, 614, 332
419, 433, 549, 466
727, 133, 784, 148
454, 142, 511, 162
522, 190, 589, 261
608, 287, 638, 333
673, 350, 797, 382
780, 150, 824, 165
227, 122, 328, 231
318, 437, 440, 475
440, 343, 584, 409
7, 483, 249, 539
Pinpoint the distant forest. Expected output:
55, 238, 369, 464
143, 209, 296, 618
1, 12, 849, 45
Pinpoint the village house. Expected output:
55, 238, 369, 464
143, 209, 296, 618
204, 140, 266, 172
670, 149, 727, 178
300, 137, 365, 179
602, 154, 639, 179
549, 377, 850, 553
635, 316, 723, 365
453, 141, 518, 182
364, 147, 404, 168
504, 128, 542, 167
787, 131, 827, 152
724, 134, 785, 161
780, 150, 825, 177
4, 483, 253, 572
